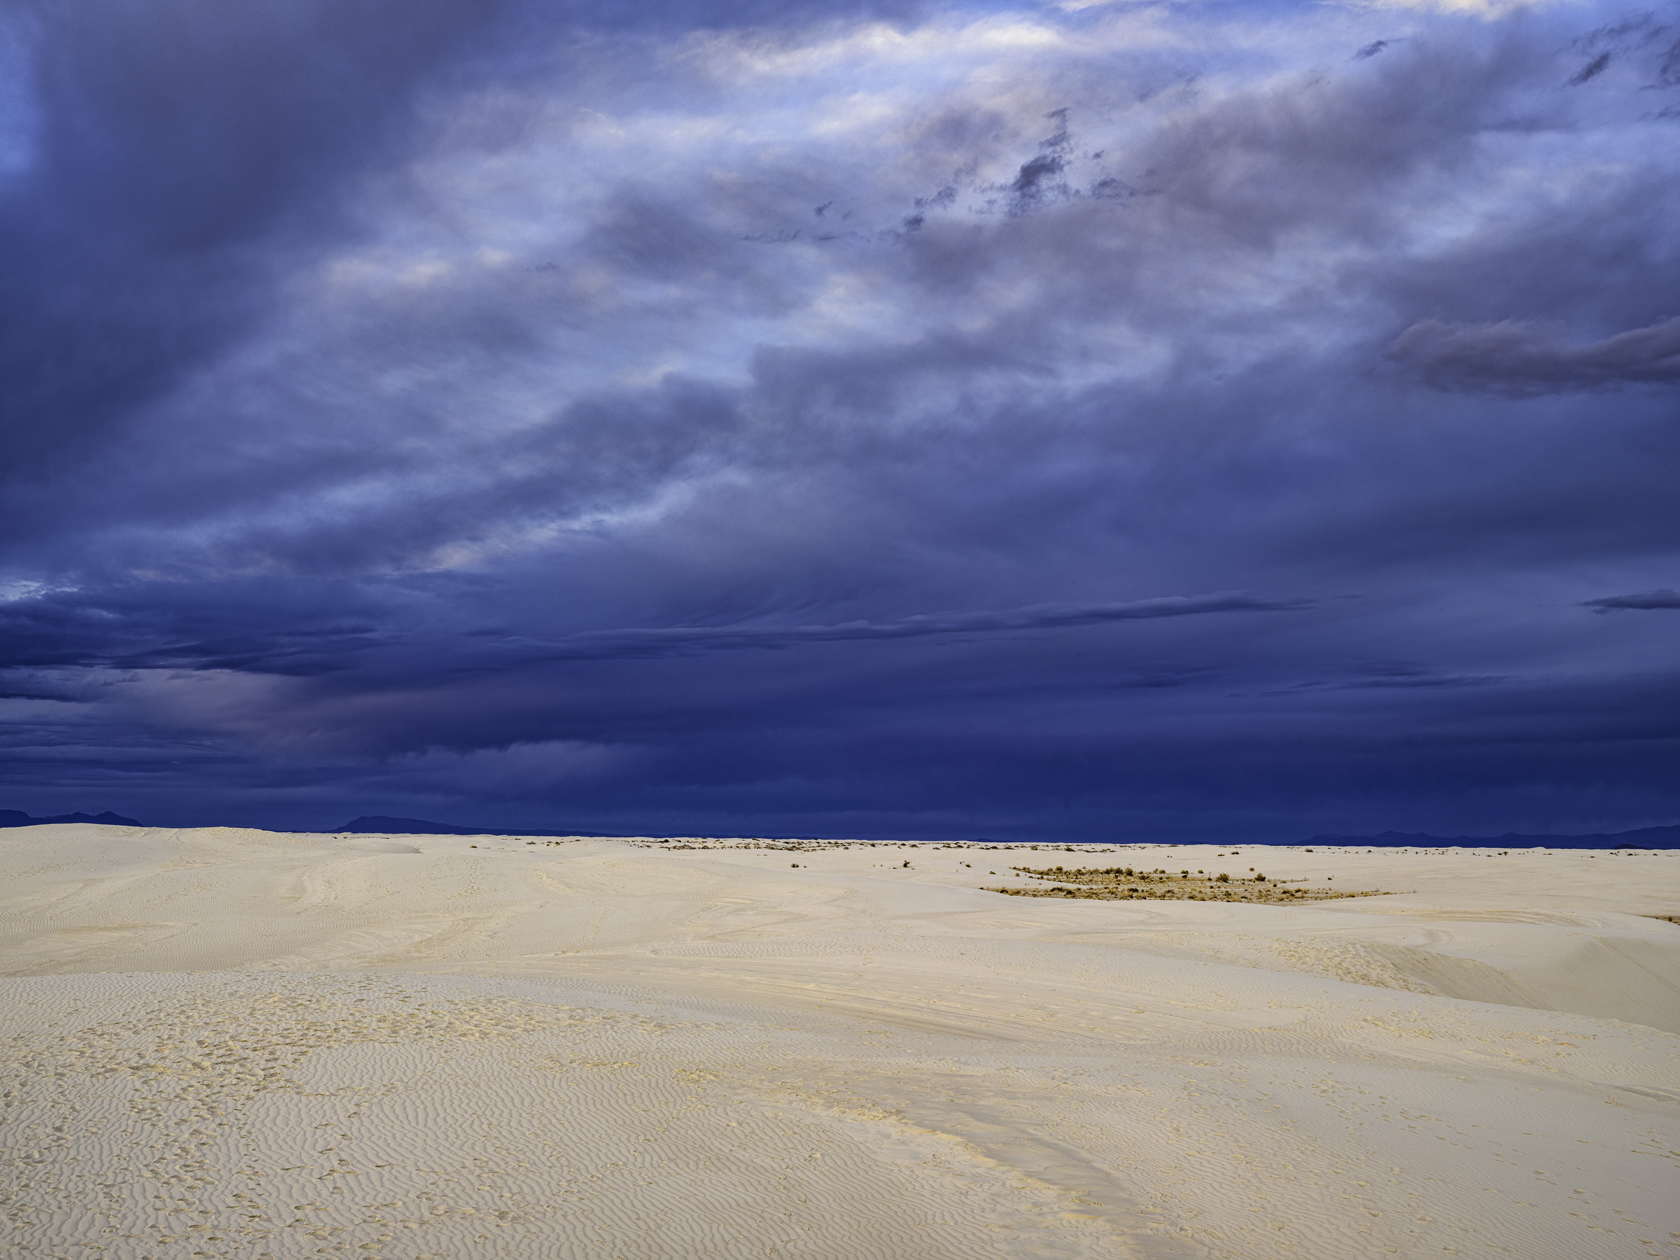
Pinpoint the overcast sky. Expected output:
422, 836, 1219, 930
2, 0, 1677, 841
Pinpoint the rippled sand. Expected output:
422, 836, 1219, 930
3, 825, 1678, 1258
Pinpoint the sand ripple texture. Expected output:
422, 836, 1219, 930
2, 825, 1679, 1259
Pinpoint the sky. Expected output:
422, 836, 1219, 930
1, 0, 1677, 842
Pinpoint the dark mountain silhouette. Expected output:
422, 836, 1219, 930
0, 809, 142, 828
1308, 825, 1680, 850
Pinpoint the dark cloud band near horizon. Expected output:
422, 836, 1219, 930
1, 0, 1677, 842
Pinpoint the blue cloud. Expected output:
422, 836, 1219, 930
2, 0, 1678, 840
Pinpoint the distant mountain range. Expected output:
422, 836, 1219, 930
1308, 825, 1680, 849
0, 809, 142, 828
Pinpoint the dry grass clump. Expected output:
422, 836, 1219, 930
986, 865, 1394, 904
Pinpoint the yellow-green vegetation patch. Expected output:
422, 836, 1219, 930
986, 864, 1395, 904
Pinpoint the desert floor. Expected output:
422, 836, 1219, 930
2, 824, 1677, 1259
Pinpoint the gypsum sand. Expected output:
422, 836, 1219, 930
3, 824, 1679, 1260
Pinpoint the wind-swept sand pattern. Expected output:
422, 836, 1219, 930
3, 825, 1679, 1258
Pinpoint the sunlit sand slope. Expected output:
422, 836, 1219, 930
3, 824, 1678, 1259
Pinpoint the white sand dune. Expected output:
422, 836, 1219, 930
3, 825, 1678, 1259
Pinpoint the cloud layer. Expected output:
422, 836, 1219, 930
2, 0, 1678, 840
1388, 317, 1680, 395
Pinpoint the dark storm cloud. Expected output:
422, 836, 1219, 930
505, 593, 1312, 662
0, 579, 396, 674
1254, 663, 1509, 695
0, 0, 515, 506
0, 582, 1302, 675
1387, 317, 1680, 395
1583, 589, 1680, 612
0, 0, 921, 537
3, 0, 1679, 840
1567, 51, 1613, 84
